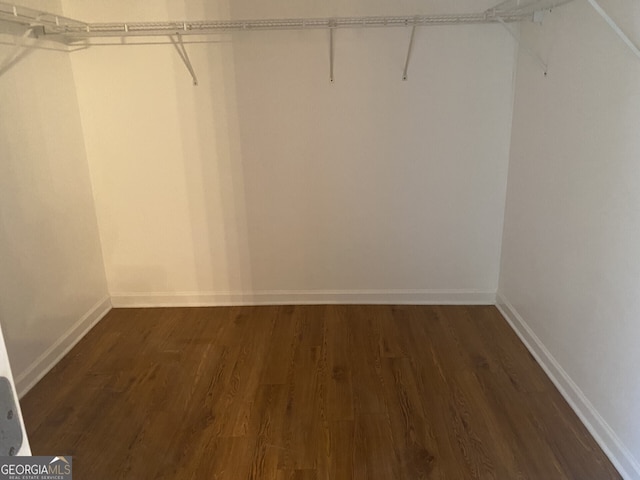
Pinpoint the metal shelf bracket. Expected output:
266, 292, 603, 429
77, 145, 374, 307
329, 20, 335, 83
169, 33, 198, 86
402, 24, 417, 81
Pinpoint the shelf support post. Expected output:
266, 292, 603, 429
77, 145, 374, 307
169, 34, 198, 86
586, 0, 640, 60
402, 24, 417, 81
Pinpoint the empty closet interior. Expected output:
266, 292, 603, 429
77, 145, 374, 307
1, 0, 639, 478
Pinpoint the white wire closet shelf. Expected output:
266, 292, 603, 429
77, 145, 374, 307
1, 0, 638, 84
0, 1, 561, 41
0, 0, 565, 84
45, 14, 532, 38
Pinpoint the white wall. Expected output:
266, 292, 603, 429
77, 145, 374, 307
499, 0, 640, 477
64, 0, 516, 305
0, 1, 110, 395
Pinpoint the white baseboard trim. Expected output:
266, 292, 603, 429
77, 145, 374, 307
496, 293, 640, 480
15, 295, 112, 398
110, 289, 496, 308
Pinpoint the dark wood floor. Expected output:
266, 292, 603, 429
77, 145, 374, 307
22, 305, 620, 479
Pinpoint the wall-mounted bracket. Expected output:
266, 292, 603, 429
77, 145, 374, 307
402, 24, 417, 81
169, 33, 198, 86
497, 17, 549, 75
586, 0, 640, 60
329, 21, 335, 82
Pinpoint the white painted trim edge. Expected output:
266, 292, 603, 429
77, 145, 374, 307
110, 290, 496, 308
496, 293, 640, 480
15, 295, 112, 398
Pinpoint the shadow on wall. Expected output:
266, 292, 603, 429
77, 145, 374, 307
136, 0, 515, 297
172, 1, 254, 298
169, 10, 402, 295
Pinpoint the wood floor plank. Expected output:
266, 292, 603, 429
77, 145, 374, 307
330, 420, 354, 479
393, 306, 471, 479
353, 413, 400, 480
323, 305, 354, 421
245, 384, 287, 479
377, 305, 408, 358
260, 306, 297, 385
279, 345, 322, 471
347, 306, 387, 414
299, 305, 326, 347
379, 356, 437, 479
20, 305, 622, 480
